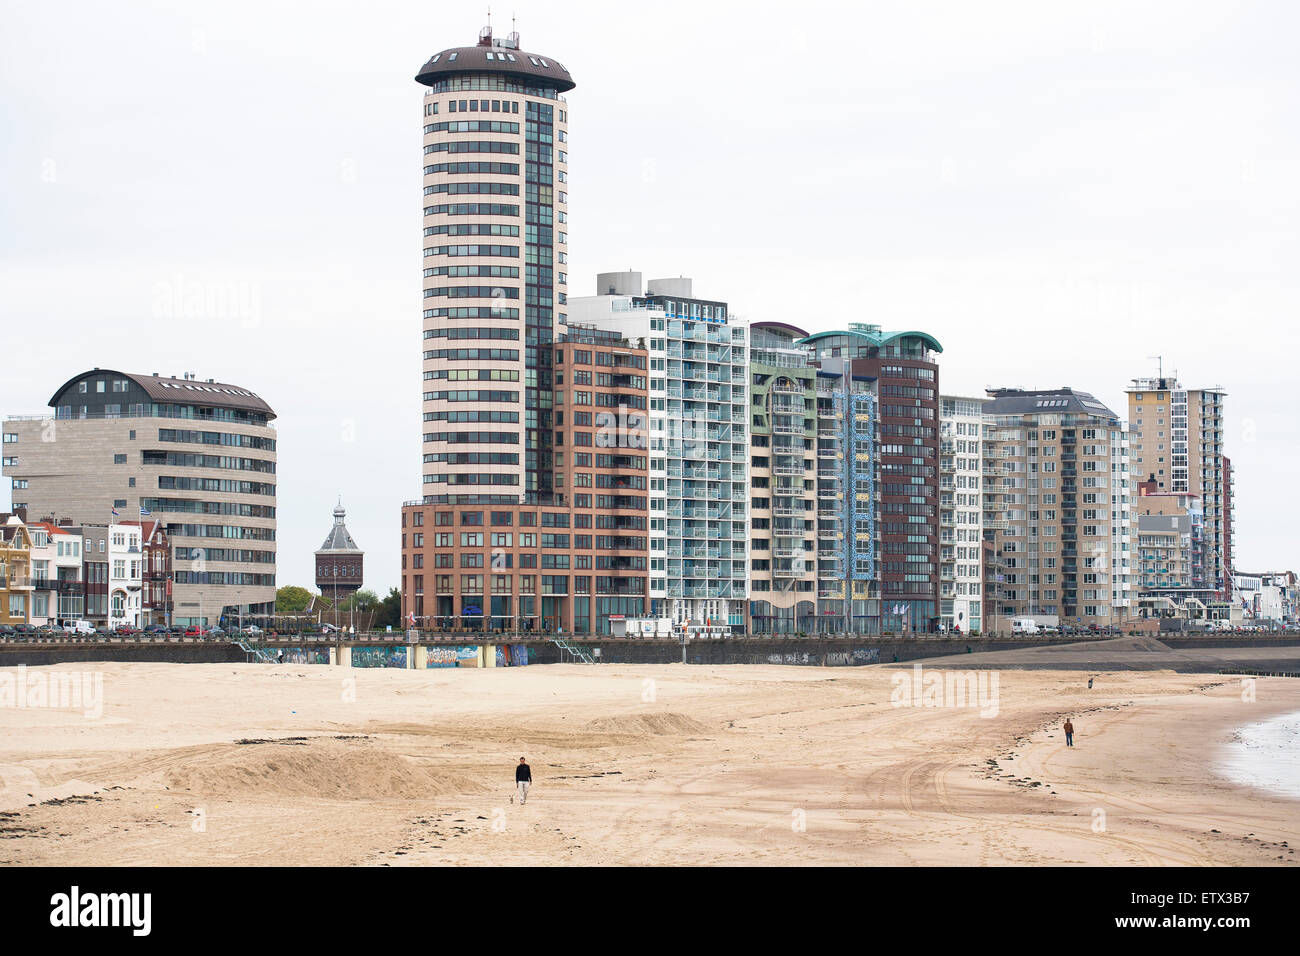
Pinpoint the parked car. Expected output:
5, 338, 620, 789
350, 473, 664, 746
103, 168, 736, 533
243, 625, 263, 636
0, 625, 16, 637
184, 625, 204, 637
63, 620, 95, 635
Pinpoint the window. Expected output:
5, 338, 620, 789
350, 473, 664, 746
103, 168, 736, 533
114, 454, 127, 464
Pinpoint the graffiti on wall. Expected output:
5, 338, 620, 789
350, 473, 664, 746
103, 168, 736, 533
277, 647, 330, 665
352, 646, 408, 669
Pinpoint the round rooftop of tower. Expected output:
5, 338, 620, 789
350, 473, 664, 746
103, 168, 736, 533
415, 26, 575, 92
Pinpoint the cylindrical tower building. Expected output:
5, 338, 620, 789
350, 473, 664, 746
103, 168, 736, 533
404, 28, 651, 637
415, 25, 574, 506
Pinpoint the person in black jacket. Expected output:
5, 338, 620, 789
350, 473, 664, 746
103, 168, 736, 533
515, 757, 532, 805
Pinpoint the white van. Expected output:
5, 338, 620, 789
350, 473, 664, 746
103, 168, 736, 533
1011, 618, 1040, 635
62, 620, 94, 635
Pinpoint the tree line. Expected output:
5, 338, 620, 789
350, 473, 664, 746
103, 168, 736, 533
275, 585, 403, 630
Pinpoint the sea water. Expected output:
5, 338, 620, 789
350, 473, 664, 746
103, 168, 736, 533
1219, 710, 1300, 800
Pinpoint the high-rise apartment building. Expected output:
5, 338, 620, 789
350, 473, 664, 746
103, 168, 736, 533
405, 28, 618, 631
718, 322, 881, 635
982, 387, 1132, 628
801, 325, 942, 632
568, 275, 748, 629
1223, 454, 1235, 594
2, 370, 277, 627
746, 323, 819, 633
1125, 373, 1230, 597
414, 26, 573, 505
813, 362, 878, 633
939, 395, 985, 633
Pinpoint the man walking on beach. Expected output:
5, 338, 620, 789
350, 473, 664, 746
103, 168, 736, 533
1063, 719, 1074, 747
515, 757, 532, 804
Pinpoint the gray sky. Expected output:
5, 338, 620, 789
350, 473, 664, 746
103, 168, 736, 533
2, 0, 1297, 593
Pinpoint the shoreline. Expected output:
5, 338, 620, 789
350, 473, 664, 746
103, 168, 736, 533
996, 675, 1300, 865
1216, 708, 1300, 802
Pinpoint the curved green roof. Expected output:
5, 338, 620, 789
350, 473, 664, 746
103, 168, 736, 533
797, 329, 943, 354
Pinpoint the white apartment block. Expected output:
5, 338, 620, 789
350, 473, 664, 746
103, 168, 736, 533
568, 273, 749, 629
107, 522, 144, 629
939, 396, 985, 632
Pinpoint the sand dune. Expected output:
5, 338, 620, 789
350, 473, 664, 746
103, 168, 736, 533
1, 660, 1297, 866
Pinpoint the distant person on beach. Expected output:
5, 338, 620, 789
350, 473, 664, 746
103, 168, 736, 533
1088, 677, 1094, 690
1063, 719, 1075, 747
515, 757, 532, 804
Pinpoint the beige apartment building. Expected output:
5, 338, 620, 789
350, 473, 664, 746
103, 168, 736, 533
1125, 373, 1230, 597
2, 370, 277, 626
982, 388, 1132, 629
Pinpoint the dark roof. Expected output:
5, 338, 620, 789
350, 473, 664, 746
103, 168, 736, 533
750, 321, 810, 339
48, 369, 275, 418
416, 42, 575, 92
983, 387, 1118, 420
317, 503, 362, 554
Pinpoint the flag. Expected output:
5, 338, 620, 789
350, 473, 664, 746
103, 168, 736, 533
111, 508, 120, 516
140, 507, 152, 516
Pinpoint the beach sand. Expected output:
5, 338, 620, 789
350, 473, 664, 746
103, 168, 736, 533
1, 660, 1297, 866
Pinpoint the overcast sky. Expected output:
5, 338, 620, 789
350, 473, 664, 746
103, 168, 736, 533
2, 0, 1297, 592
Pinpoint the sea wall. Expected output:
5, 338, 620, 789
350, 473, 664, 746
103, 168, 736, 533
2, 635, 1297, 668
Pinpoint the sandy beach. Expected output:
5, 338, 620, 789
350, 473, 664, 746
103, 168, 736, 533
1, 659, 1297, 866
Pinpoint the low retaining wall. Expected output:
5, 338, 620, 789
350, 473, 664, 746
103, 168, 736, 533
0, 643, 245, 666
3, 635, 1297, 669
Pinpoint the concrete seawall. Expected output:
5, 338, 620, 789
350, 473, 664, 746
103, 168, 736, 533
2, 635, 1298, 669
